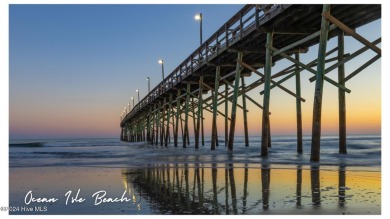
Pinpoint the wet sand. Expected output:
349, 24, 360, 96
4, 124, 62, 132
9, 164, 380, 215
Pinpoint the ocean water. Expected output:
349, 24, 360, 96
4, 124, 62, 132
8, 135, 381, 215
9, 135, 381, 169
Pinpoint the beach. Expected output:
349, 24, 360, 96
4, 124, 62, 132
7, 2, 383, 216
9, 165, 380, 214
8, 136, 381, 214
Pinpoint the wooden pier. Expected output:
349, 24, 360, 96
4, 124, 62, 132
120, 4, 381, 162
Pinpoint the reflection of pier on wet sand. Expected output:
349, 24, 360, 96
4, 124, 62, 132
122, 164, 380, 214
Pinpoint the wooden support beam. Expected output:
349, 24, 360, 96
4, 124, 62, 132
229, 48, 267, 54
343, 54, 381, 83
261, 32, 273, 157
244, 94, 265, 111
165, 94, 172, 147
217, 79, 248, 112
224, 83, 229, 147
338, 32, 347, 154
151, 111, 154, 144
295, 53, 303, 154
267, 118, 271, 148
183, 80, 202, 85
250, 63, 266, 68
258, 26, 318, 35
179, 104, 185, 146
268, 45, 352, 93
272, 24, 337, 57
195, 76, 203, 149
311, 4, 330, 162
188, 91, 231, 120
241, 75, 249, 146
155, 104, 159, 145
201, 81, 215, 92
238, 59, 306, 102
151, 115, 156, 128
270, 49, 341, 80
219, 70, 236, 82
183, 84, 190, 148
228, 52, 243, 151
322, 12, 381, 56
263, 47, 339, 94
160, 98, 166, 147
207, 63, 235, 67
222, 78, 269, 114
229, 47, 308, 54
211, 66, 220, 150
147, 108, 151, 142
271, 64, 296, 79
243, 78, 263, 91
191, 97, 196, 147
201, 100, 205, 146
309, 37, 381, 82
174, 90, 180, 147
192, 72, 218, 76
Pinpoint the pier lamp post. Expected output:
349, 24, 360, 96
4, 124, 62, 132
146, 77, 150, 93
132, 97, 134, 108
128, 102, 130, 112
158, 59, 165, 80
136, 89, 140, 103
195, 13, 203, 46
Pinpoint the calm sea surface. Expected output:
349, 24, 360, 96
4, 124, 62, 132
9, 135, 381, 214
9, 135, 381, 168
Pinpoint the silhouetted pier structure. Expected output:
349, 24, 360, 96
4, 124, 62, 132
120, 4, 381, 162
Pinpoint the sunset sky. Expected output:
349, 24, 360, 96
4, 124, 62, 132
8, 4, 381, 139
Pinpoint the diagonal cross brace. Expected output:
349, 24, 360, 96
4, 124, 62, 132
309, 37, 381, 82
342, 54, 381, 83
261, 46, 339, 95
272, 24, 337, 57
322, 12, 381, 56
238, 59, 306, 102
201, 81, 248, 112
223, 78, 271, 114
267, 45, 351, 93
187, 91, 232, 120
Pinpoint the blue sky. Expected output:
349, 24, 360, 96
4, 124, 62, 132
7, 3, 382, 139
1, 2, 387, 215
9, 4, 244, 138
